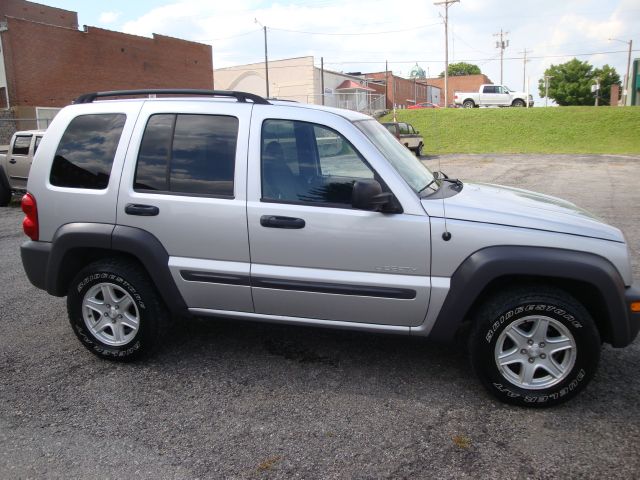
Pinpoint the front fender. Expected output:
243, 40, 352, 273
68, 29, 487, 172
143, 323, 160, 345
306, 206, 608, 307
427, 246, 637, 347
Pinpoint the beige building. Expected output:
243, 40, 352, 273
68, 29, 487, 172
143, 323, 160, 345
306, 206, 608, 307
215, 56, 386, 114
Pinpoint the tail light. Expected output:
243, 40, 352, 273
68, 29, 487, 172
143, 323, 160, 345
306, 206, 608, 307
21, 193, 38, 241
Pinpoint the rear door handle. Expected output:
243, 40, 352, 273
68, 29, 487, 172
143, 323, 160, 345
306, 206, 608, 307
9, 159, 16, 164
260, 215, 305, 229
125, 203, 159, 216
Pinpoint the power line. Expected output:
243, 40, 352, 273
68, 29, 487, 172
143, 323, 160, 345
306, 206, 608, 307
268, 22, 441, 36
321, 48, 640, 65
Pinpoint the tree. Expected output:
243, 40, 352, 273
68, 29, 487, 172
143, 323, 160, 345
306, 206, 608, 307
538, 59, 621, 106
439, 62, 481, 77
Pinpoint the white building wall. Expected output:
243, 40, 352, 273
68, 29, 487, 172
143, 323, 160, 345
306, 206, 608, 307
215, 56, 316, 102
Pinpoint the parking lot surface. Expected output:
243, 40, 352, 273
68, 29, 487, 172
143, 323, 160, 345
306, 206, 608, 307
1, 154, 639, 479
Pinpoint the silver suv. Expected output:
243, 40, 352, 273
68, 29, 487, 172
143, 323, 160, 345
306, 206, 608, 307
20, 89, 640, 407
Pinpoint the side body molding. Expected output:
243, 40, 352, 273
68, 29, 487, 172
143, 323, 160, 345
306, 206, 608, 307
428, 246, 634, 347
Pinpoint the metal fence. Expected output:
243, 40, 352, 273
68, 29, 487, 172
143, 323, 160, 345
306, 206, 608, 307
275, 93, 387, 116
0, 118, 52, 145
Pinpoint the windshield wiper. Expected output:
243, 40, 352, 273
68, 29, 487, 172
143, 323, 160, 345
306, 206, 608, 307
434, 171, 463, 188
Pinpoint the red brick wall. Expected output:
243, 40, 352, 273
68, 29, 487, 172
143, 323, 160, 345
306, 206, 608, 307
1, 0, 77, 28
426, 74, 493, 106
364, 71, 432, 109
1, 17, 213, 109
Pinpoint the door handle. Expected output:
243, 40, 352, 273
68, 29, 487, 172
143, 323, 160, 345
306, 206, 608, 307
260, 215, 305, 229
125, 203, 159, 216
9, 159, 16, 164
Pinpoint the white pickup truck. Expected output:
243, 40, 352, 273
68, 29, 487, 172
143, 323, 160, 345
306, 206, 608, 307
454, 84, 533, 108
0, 130, 44, 206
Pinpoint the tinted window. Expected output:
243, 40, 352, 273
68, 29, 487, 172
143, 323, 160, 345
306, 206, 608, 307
261, 119, 375, 207
50, 114, 126, 189
483, 85, 497, 94
12, 136, 31, 155
135, 114, 238, 197
399, 123, 409, 135
34, 136, 42, 153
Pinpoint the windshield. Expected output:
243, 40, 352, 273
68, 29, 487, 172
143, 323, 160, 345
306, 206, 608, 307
354, 119, 436, 195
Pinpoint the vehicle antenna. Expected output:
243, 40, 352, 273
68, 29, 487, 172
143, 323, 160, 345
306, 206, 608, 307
431, 98, 451, 241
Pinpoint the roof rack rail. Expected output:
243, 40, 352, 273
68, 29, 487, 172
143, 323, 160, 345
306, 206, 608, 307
73, 89, 270, 105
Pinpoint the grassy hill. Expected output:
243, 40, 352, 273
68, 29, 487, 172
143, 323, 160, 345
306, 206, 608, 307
380, 106, 640, 155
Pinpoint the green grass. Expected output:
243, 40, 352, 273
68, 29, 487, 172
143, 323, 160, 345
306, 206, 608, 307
380, 106, 640, 155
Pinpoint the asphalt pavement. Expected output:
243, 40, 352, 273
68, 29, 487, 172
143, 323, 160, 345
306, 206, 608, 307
1, 153, 639, 479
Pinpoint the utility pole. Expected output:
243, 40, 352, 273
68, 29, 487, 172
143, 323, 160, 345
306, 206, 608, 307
385, 60, 389, 110
255, 18, 269, 98
493, 28, 509, 85
609, 38, 633, 106
434, 0, 459, 108
544, 75, 553, 107
519, 48, 531, 91
320, 57, 325, 105
593, 79, 601, 106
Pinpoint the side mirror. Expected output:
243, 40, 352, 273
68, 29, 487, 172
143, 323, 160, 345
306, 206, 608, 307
352, 180, 395, 212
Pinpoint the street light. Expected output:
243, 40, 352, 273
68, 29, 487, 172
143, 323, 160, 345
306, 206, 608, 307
255, 18, 270, 98
608, 37, 633, 106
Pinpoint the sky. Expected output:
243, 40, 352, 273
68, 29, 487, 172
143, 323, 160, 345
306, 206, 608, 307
37, 0, 639, 104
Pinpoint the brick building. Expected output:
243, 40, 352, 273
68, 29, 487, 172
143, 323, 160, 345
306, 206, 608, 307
425, 74, 493, 107
0, 0, 213, 142
364, 71, 440, 109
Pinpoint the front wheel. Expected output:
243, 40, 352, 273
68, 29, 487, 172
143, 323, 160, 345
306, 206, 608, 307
67, 259, 169, 361
512, 99, 526, 107
415, 143, 423, 157
469, 287, 600, 407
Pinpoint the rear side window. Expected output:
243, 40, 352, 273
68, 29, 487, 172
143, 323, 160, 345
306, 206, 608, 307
135, 114, 238, 197
34, 136, 42, 153
12, 136, 32, 155
50, 114, 126, 189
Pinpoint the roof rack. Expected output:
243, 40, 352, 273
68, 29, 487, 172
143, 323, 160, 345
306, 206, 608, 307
73, 89, 271, 105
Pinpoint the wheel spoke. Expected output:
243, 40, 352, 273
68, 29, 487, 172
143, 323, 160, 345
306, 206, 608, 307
112, 323, 124, 342
101, 285, 117, 305
539, 357, 564, 379
506, 326, 531, 348
531, 318, 550, 343
121, 313, 139, 330
521, 363, 537, 385
498, 347, 523, 367
547, 337, 573, 354
119, 296, 133, 312
91, 316, 112, 334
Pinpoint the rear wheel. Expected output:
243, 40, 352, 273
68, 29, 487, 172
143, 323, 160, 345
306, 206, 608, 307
469, 286, 600, 407
67, 259, 169, 361
462, 100, 475, 108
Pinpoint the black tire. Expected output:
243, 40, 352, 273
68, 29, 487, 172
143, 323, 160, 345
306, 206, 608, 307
462, 99, 475, 108
0, 170, 11, 207
67, 258, 169, 361
468, 286, 600, 407
512, 99, 526, 107
415, 143, 423, 157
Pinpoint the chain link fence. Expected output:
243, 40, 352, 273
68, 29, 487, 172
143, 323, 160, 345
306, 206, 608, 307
0, 118, 53, 145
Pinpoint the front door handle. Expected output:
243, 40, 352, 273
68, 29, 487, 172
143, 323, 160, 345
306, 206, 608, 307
125, 203, 159, 216
9, 159, 16, 164
260, 215, 305, 229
